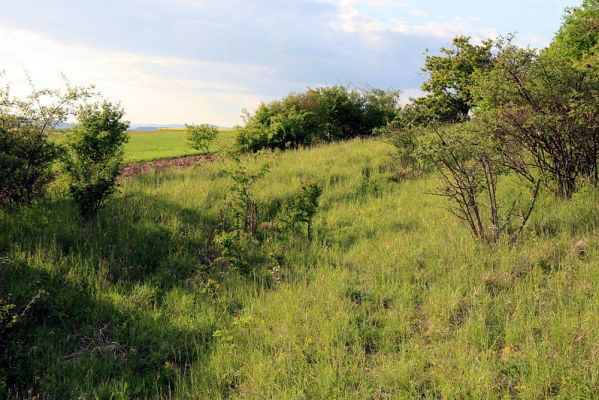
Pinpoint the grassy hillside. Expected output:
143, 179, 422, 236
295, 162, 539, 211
1, 138, 598, 399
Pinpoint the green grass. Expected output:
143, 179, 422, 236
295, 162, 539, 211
52, 129, 237, 163
1, 138, 599, 399
124, 129, 236, 163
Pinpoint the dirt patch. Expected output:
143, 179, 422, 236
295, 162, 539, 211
121, 154, 218, 178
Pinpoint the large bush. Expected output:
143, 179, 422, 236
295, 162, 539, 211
415, 36, 495, 123
472, 39, 599, 197
236, 85, 400, 152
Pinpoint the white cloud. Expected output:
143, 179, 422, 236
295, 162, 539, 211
0, 25, 273, 126
327, 2, 499, 43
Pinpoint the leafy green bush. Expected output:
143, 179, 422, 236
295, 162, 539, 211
63, 101, 129, 220
186, 123, 219, 153
549, 0, 598, 60
214, 231, 267, 274
236, 85, 400, 152
414, 36, 495, 124
378, 122, 433, 180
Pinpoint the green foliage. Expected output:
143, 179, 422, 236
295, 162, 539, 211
225, 155, 270, 235
214, 231, 267, 274
236, 103, 318, 152
213, 156, 272, 275
186, 123, 218, 153
550, 0, 599, 61
378, 122, 433, 180
0, 123, 60, 208
281, 182, 323, 241
236, 85, 400, 152
417, 35, 494, 123
0, 81, 92, 208
473, 39, 599, 198
63, 101, 130, 220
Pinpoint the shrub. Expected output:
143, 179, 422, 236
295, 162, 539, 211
236, 85, 400, 152
426, 123, 540, 242
378, 122, 432, 180
473, 39, 599, 198
63, 101, 129, 221
280, 183, 323, 241
225, 156, 270, 236
0, 81, 92, 208
215, 156, 271, 274
417, 36, 495, 123
214, 231, 266, 274
187, 123, 218, 153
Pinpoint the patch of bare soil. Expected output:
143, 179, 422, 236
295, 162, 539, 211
121, 154, 218, 178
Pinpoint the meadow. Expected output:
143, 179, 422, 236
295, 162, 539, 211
1, 137, 598, 399
52, 128, 236, 163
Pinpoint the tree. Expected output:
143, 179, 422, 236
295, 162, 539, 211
187, 123, 218, 154
64, 101, 129, 220
418, 36, 494, 123
549, 0, 599, 61
0, 80, 92, 208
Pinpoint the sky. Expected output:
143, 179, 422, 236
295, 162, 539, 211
0, 0, 582, 126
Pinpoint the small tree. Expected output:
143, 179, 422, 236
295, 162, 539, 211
187, 123, 218, 154
379, 122, 432, 180
281, 183, 323, 241
64, 101, 129, 221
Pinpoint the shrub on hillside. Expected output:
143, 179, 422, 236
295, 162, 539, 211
425, 123, 540, 242
280, 182, 323, 241
378, 122, 433, 180
473, 38, 599, 198
0, 82, 92, 208
63, 101, 129, 221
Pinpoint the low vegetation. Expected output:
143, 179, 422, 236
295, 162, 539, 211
0, 1, 598, 398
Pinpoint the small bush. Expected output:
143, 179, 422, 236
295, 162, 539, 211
214, 231, 266, 274
280, 183, 323, 241
187, 123, 219, 153
379, 122, 432, 180
425, 123, 540, 242
63, 101, 129, 221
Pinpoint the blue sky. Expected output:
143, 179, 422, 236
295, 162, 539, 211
0, 0, 581, 126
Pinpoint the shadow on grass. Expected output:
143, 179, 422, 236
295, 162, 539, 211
0, 193, 231, 398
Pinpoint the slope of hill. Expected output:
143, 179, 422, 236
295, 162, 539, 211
1, 138, 597, 398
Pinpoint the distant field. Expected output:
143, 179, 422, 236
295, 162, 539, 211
52, 128, 237, 163
124, 129, 236, 163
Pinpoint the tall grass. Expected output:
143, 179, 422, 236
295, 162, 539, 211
1, 138, 598, 399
